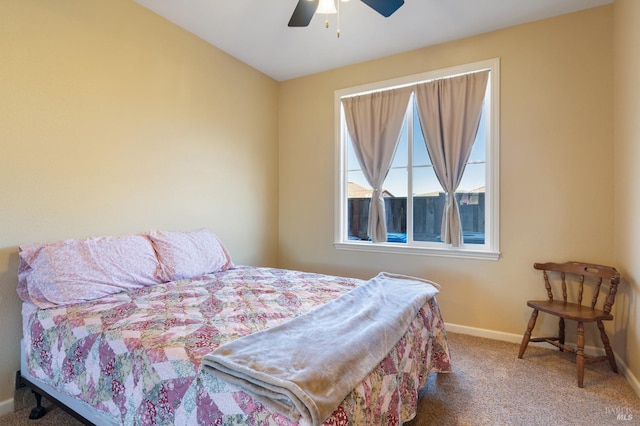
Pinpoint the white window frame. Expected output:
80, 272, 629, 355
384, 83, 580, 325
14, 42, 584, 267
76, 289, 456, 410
333, 58, 500, 261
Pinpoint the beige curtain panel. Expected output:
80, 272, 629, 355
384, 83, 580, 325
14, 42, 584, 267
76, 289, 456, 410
342, 86, 413, 243
414, 71, 489, 247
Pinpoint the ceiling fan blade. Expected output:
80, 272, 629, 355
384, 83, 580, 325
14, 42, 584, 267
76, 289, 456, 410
360, 0, 404, 17
288, 0, 319, 27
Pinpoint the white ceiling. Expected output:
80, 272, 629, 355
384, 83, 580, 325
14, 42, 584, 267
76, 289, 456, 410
134, 0, 612, 82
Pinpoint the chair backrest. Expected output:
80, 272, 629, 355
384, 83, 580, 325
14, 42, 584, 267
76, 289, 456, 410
533, 261, 621, 315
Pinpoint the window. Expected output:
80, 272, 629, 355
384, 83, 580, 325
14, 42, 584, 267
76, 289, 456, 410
334, 59, 500, 260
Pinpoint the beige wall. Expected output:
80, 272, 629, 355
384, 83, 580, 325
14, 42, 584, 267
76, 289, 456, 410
614, 0, 640, 390
279, 5, 636, 377
0, 0, 279, 404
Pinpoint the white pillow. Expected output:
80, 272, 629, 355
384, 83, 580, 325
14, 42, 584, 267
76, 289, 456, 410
148, 229, 233, 281
17, 234, 165, 308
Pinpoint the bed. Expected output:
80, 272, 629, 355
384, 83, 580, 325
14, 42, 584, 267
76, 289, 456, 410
17, 229, 451, 425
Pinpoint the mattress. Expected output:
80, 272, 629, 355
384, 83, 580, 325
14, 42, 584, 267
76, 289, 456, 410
21, 266, 451, 425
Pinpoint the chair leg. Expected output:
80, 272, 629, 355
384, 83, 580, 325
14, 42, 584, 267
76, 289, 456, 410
518, 309, 538, 359
558, 317, 565, 351
576, 321, 585, 388
597, 320, 618, 374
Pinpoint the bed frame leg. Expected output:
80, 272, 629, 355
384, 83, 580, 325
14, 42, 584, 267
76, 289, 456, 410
28, 390, 47, 419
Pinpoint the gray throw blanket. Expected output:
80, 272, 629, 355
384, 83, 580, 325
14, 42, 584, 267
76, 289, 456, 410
200, 272, 440, 425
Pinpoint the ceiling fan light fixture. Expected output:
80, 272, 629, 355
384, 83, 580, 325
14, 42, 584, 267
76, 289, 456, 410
316, 0, 337, 14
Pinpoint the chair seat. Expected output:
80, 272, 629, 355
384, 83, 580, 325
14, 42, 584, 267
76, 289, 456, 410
527, 299, 613, 322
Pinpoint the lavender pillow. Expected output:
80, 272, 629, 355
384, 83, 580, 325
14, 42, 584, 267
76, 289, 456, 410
149, 229, 233, 281
17, 234, 165, 308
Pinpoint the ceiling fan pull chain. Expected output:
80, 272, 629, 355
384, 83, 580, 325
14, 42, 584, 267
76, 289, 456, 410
337, 0, 341, 37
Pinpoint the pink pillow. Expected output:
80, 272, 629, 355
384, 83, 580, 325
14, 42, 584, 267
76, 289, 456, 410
17, 234, 165, 308
149, 229, 233, 281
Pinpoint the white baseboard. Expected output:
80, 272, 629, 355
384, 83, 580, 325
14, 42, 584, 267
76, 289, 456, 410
445, 322, 525, 344
616, 354, 640, 399
445, 322, 640, 398
0, 397, 13, 418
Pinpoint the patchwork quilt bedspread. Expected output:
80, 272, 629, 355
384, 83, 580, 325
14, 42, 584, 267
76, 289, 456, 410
23, 266, 451, 425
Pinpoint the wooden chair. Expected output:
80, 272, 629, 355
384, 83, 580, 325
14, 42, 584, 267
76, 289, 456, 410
517, 261, 621, 387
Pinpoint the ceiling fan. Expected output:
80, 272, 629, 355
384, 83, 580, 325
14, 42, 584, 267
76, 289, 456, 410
288, 0, 405, 27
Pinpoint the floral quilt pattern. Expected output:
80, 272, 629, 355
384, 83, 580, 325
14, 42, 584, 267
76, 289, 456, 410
24, 267, 451, 425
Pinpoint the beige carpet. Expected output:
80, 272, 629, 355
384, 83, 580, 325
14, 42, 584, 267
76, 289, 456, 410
2, 332, 638, 425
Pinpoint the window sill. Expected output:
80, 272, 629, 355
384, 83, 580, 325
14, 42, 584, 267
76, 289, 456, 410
333, 241, 501, 261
